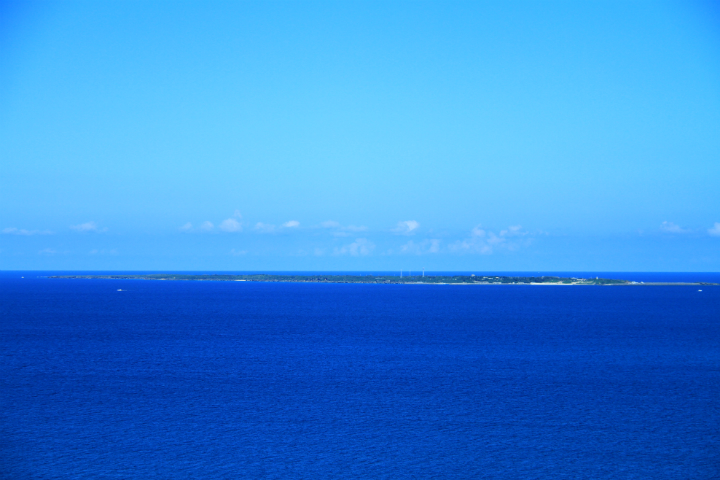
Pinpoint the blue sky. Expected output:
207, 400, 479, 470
1, 0, 719, 271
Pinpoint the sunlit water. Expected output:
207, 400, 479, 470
1, 272, 719, 478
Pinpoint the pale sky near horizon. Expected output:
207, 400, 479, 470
1, 0, 720, 271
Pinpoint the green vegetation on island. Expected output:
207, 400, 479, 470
49, 273, 640, 285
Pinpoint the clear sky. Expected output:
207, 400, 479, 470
2, 0, 719, 271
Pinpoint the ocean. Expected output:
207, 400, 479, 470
1, 272, 719, 478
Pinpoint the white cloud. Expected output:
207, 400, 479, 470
219, 218, 242, 232
660, 221, 689, 234
38, 248, 57, 255
253, 220, 301, 233
255, 222, 276, 233
449, 224, 530, 254
334, 238, 375, 256
709, 222, 720, 237
400, 239, 441, 255
230, 248, 247, 256
471, 225, 485, 237
392, 220, 420, 235
70, 221, 107, 233
184, 215, 242, 233
499, 225, 526, 237
449, 237, 494, 255
2, 227, 54, 236
320, 221, 367, 236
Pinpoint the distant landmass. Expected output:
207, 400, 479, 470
48, 274, 716, 286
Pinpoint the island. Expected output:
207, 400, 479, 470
47, 274, 716, 286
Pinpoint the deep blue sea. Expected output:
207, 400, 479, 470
1, 272, 719, 479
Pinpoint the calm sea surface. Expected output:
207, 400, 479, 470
1, 272, 719, 479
